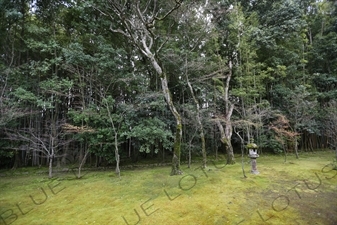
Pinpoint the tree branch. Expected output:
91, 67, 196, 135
154, 1, 182, 21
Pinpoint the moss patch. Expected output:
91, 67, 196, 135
0, 151, 336, 225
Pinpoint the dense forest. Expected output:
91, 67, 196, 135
0, 0, 336, 177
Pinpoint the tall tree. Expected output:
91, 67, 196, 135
286, 85, 318, 157
208, 0, 239, 164
94, 0, 184, 175
324, 100, 337, 161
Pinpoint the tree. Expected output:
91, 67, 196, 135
103, 96, 122, 178
207, 1, 238, 164
1, 0, 337, 173
213, 66, 237, 165
6, 119, 73, 178
185, 69, 207, 168
4, 75, 73, 176
0, 87, 37, 168
324, 100, 337, 162
63, 38, 132, 177
269, 114, 299, 162
94, 0, 184, 175
287, 85, 318, 158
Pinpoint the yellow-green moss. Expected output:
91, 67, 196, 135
0, 151, 336, 225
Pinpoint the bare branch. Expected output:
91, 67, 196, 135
154, 1, 182, 21
142, 0, 153, 15
136, 0, 147, 25
156, 37, 169, 54
195, 69, 228, 82
109, 24, 130, 38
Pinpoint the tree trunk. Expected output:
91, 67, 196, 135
214, 60, 235, 164
225, 121, 235, 164
78, 150, 89, 178
78, 144, 83, 165
234, 129, 247, 178
56, 157, 61, 169
32, 149, 39, 167
214, 125, 218, 161
186, 73, 207, 168
12, 150, 20, 170
97, 0, 184, 175
150, 58, 182, 175
61, 139, 70, 166
104, 98, 121, 178
115, 132, 120, 179
294, 138, 299, 159
216, 120, 235, 164
171, 123, 183, 175
49, 156, 53, 178
223, 61, 235, 164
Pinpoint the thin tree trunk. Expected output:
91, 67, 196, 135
186, 71, 207, 168
115, 132, 120, 179
78, 150, 89, 178
105, 99, 121, 178
188, 145, 191, 168
294, 138, 299, 159
32, 149, 38, 167
49, 156, 53, 178
78, 144, 83, 165
162, 144, 165, 163
224, 61, 235, 164
56, 157, 61, 169
283, 141, 287, 163
309, 138, 314, 152
214, 125, 218, 161
129, 137, 132, 158
12, 150, 20, 170
234, 129, 247, 178
61, 142, 69, 166
171, 121, 182, 176
188, 129, 197, 169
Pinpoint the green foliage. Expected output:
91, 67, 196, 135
257, 134, 284, 154
39, 76, 73, 92
125, 117, 173, 154
11, 87, 37, 103
0, 140, 14, 158
1, 0, 337, 169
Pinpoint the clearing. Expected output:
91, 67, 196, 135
0, 151, 336, 225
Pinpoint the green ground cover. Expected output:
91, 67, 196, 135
1, 151, 336, 225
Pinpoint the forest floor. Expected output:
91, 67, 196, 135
0, 150, 336, 225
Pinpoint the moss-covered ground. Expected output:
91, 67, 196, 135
1, 151, 336, 225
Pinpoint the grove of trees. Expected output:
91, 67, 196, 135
1, 0, 336, 177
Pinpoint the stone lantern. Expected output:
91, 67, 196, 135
247, 139, 259, 174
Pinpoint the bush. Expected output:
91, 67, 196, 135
257, 135, 283, 154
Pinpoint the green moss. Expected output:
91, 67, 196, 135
221, 137, 227, 145
171, 123, 183, 175
246, 143, 258, 149
0, 151, 336, 225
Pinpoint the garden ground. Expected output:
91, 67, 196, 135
0, 151, 336, 225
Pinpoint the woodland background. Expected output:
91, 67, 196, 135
0, 0, 336, 176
